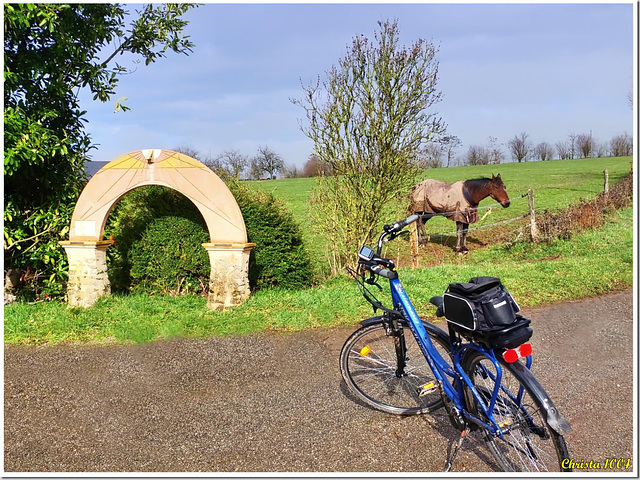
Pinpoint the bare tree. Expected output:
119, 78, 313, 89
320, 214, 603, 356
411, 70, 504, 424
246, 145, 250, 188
439, 135, 462, 167
576, 133, 594, 158
280, 163, 302, 178
302, 154, 332, 177
507, 132, 531, 163
534, 142, 554, 161
292, 19, 445, 273
418, 142, 443, 168
217, 149, 249, 179
594, 140, 609, 158
555, 140, 571, 160
173, 144, 203, 161
488, 136, 504, 164
251, 145, 284, 179
466, 145, 490, 166
568, 133, 578, 159
610, 133, 633, 156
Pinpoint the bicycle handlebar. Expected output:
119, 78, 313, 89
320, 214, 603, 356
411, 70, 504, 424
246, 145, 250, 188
356, 214, 419, 281
369, 264, 398, 280
384, 214, 419, 234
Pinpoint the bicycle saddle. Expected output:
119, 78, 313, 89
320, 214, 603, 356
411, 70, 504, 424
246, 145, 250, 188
430, 296, 445, 317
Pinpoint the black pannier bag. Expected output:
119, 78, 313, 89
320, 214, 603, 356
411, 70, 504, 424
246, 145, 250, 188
444, 276, 532, 349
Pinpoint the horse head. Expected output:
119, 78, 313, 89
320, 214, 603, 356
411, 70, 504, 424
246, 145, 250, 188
489, 174, 510, 208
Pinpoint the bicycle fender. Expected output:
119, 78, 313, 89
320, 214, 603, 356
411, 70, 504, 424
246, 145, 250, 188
360, 315, 387, 327
508, 360, 572, 435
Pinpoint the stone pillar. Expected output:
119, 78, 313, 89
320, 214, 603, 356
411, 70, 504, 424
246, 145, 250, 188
203, 242, 255, 311
59, 240, 112, 307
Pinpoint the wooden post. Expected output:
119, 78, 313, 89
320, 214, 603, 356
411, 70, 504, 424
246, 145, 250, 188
409, 220, 420, 268
603, 169, 609, 194
528, 189, 539, 242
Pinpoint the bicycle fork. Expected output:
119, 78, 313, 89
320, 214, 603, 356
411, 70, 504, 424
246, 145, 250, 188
391, 323, 407, 377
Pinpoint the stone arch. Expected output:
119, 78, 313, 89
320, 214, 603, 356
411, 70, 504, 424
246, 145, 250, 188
59, 149, 255, 310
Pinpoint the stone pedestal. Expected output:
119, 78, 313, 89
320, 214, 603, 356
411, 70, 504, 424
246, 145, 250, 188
59, 241, 113, 307
203, 242, 255, 311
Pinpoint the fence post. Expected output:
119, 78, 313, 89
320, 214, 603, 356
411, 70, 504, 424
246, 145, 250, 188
528, 189, 539, 242
603, 169, 609, 194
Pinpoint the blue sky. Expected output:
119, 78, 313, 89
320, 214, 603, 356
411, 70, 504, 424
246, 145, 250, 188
81, 2, 636, 168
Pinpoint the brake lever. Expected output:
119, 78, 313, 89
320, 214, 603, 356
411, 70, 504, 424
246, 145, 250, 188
364, 273, 383, 291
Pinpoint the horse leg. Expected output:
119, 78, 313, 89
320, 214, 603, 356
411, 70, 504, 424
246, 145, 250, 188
417, 213, 431, 245
455, 222, 469, 255
460, 223, 469, 254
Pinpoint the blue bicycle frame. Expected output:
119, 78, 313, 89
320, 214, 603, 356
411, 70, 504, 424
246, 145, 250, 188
388, 276, 532, 437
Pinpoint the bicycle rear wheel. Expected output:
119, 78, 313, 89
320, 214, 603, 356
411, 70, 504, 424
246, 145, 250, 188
340, 320, 450, 415
462, 350, 571, 472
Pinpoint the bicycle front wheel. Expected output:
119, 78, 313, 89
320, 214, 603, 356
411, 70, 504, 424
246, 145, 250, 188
340, 320, 450, 415
462, 350, 571, 472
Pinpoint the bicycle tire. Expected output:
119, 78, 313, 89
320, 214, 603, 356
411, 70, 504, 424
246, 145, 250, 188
340, 320, 451, 415
462, 350, 571, 472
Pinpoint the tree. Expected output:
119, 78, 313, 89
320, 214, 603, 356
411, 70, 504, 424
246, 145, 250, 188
507, 132, 531, 163
567, 133, 578, 159
217, 149, 249, 179
576, 133, 594, 158
534, 142, 554, 161
555, 140, 571, 160
251, 145, 284, 180
302, 154, 332, 177
466, 145, 490, 166
4, 3, 197, 298
293, 19, 445, 273
439, 135, 462, 168
488, 136, 504, 164
610, 133, 633, 157
418, 142, 443, 169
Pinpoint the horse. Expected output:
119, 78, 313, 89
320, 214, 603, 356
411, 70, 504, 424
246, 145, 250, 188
408, 174, 510, 254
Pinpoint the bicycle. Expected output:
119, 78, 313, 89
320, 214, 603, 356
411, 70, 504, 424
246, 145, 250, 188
339, 214, 572, 472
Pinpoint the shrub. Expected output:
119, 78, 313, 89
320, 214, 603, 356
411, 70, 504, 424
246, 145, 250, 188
227, 181, 314, 290
128, 216, 210, 295
105, 186, 206, 291
537, 173, 633, 240
106, 182, 314, 294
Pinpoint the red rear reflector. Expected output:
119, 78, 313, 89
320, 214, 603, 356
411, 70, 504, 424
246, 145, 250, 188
503, 349, 519, 363
519, 343, 533, 357
503, 343, 533, 363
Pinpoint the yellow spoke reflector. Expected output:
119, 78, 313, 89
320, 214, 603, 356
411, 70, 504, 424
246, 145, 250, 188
359, 345, 371, 356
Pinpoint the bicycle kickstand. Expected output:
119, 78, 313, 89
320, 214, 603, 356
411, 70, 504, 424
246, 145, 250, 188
443, 427, 470, 472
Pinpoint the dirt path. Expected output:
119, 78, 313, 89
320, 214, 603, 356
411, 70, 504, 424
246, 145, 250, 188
4, 290, 634, 473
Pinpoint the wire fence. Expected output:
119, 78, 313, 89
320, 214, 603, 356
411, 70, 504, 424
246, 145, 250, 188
413, 168, 618, 242
414, 192, 531, 238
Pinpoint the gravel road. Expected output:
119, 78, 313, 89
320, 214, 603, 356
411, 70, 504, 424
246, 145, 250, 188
4, 289, 634, 473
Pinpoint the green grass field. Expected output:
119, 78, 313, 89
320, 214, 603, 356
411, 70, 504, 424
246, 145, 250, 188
249, 156, 633, 268
4, 156, 634, 345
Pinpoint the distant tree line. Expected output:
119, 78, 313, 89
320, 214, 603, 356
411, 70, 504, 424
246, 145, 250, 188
458, 131, 633, 167
173, 145, 285, 180
274, 130, 633, 178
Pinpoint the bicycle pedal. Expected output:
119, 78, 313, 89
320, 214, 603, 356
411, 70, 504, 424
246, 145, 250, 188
417, 382, 438, 396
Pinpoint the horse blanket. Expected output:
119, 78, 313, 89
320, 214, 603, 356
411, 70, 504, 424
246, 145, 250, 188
410, 179, 478, 224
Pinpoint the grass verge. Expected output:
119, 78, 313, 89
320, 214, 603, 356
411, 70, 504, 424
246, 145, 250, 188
4, 207, 633, 346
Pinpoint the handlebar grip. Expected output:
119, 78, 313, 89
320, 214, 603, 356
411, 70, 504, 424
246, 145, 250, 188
399, 214, 419, 228
389, 214, 419, 232
370, 265, 398, 280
